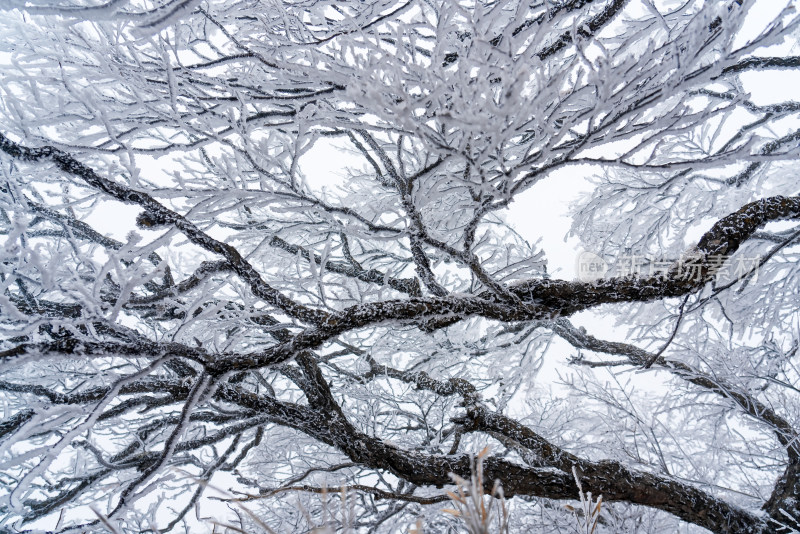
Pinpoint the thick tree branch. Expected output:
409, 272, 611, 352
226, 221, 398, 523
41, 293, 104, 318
0, 132, 329, 326
9, 137, 797, 375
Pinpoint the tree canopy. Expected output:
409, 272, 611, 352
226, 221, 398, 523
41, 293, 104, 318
1, 0, 799, 532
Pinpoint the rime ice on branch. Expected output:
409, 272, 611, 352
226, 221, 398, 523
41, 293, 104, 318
0, 0, 799, 533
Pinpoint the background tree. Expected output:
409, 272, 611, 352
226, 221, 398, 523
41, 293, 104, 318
0, 0, 799, 532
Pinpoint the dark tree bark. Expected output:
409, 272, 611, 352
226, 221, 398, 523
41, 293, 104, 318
1, 0, 799, 532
